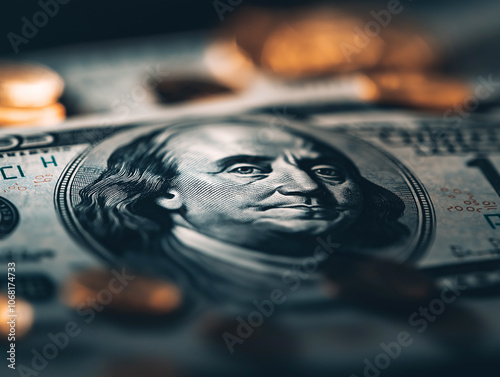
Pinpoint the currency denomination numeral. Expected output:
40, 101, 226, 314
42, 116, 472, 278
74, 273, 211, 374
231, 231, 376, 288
442, 187, 498, 213
3, 182, 27, 193
33, 174, 53, 187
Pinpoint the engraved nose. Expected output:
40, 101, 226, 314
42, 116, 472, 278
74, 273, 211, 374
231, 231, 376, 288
277, 165, 320, 195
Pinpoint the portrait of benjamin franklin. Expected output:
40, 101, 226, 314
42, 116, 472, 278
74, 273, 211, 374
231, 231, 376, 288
69, 118, 417, 300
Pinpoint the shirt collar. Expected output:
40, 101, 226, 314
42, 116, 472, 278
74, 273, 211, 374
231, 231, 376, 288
170, 225, 307, 275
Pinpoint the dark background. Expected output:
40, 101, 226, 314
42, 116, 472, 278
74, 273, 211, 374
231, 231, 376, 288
1, 0, 302, 55
0, 0, 468, 56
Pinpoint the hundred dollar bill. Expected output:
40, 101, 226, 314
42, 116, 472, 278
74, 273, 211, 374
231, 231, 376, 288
2, 105, 500, 377
1, 108, 500, 299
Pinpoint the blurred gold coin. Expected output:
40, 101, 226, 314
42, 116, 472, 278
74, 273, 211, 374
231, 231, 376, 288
358, 72, 471, 110
0, 102, 65, 127
0, 294, 35, 338
62, 269, 182, 316
378, 28, 437, 70
260, 15, 385, 78
0, 62, 64, 108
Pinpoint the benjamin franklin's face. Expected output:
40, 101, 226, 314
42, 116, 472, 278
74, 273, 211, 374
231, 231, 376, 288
162, 124, 364, 253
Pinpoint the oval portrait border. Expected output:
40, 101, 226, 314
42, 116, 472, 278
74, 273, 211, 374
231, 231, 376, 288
54, 120, 436, 265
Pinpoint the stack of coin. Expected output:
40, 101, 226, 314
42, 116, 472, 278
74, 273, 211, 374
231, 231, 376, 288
221, 6, 414, 76
0, 62, 65, 127
61, 268, 183, 316
0, 294, 35, 338
218, 6, 471, 111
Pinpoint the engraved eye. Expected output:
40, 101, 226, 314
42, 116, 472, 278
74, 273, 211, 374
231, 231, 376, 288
228, 165, 265, 175
311, 165, 344, 179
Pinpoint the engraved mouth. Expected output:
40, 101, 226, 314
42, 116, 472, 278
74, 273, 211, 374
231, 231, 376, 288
276, 204, 329, 210
261, 204, 339, 218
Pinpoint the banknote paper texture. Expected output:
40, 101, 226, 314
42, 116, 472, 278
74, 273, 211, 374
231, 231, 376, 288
1, 110, 500, 301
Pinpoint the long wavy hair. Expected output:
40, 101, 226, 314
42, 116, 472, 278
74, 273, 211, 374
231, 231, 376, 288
75, 119, 409, 259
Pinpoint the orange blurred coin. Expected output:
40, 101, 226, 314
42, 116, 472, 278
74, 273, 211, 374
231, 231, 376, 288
358, 72, 472, 110
260, 14, 385, 78
61, 269, 182, 316
0, 102, 66, 127
0, 62, 64, 108
0, 294, 35, 338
